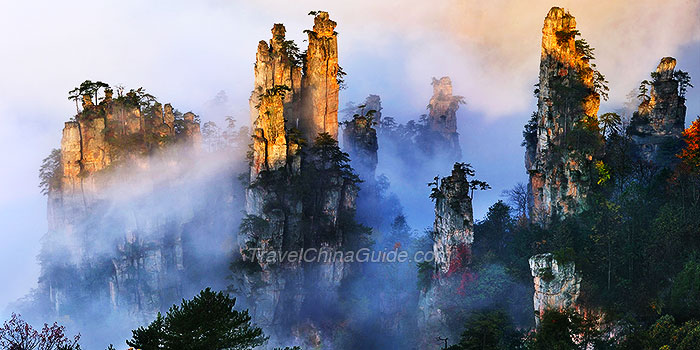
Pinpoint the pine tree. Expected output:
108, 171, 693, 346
127, 288, 266, 350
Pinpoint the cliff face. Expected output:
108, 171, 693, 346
43, 88, 204, 320
300, 12, 340, 141
526, 7, 602, 222
240, 12, 363, 348
432, 163, 474, 275
249, 24, 303, 131
417, 163, 475, 347
628, 57, 687, 167
529, 253, 581, 326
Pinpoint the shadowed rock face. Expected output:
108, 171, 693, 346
428, 77, 460, 136
423, 76, 462, 160
529, 253, 581, 326
343, 113, 378, 180
526, 7, 601, 223
628, 57, 687, 167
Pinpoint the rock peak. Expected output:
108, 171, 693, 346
541, 7, 578, 61
272, 23, 286, 37
628, 57, 687, 167
527, 7, 601, 222
313, 11, 336, 38
656, 56, 677, 80
431, 76, 453, 97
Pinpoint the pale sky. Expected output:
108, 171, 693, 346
1, 0, 699, 314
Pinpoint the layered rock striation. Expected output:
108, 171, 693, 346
300, 11, 340, 141
526, 7, 603, 222
628, 57, 688, 167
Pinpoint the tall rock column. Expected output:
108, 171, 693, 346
432, 163, 474, 275
526, 7, 602, 222
427, 77, 462, 157
301, 11, 339, 142
628, 57, 687, 167
249, 24, 302, 128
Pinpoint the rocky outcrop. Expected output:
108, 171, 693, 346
526, 7, 602, 222
425, 77, 462, 159
417, 163, 476, 347
628, 57, 687, 167
342, 111, 378, 180
432, 163, 474, 275
362, 94, 382, 125
41, 85, 204, 321
529, 253, 581, 326
249, 24, 303, 130
240, 12, 363, 348
300, 11, 340, 141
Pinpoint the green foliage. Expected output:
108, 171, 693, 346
127, 288, 266, 350
263, 84, 292, 99
473, 201, 514, 261
127, 312, 165, 350
447, 309, 523, 350
39, 148, 62, 195
595, 160, 611, 185
669, 257, 700, 321
575, 38, 595, 60
337, 65, 347, 90
620, 315, 700, 350
555, 29, 580, 44
68, 80, 110, 106
674, 70, 693, 99
527, 309, 607, 350
598, 112, 622, 138
638, 80, 651, 101
522, 112, 538, 148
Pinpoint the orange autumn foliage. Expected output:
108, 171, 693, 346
679, 117, 700, 170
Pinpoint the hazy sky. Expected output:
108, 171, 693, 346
1, 0, 699, 314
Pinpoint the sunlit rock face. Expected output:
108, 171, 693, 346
300, 11, 339, 141
250, 92, 290, 179
43, 92, 204, 321
628, 57, 687, 167
250, 23, 303, 131
526, 7, 602, 223
432, 163, 474, 275
529, 253, 581, 326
